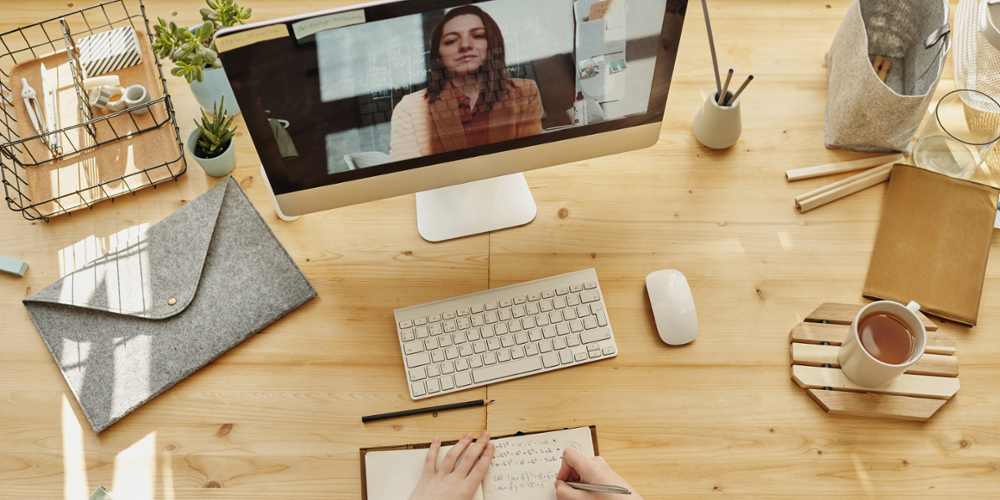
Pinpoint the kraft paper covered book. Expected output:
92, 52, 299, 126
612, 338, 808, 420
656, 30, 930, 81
23, 177, 316, 433
360, 426, 598, 500
863, 164, 999, 326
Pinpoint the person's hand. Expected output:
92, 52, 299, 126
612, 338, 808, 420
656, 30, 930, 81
554, 448, 644, 500
408, 430, 495, 500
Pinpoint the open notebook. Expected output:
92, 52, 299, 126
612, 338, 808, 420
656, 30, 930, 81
361, 426, 598, 500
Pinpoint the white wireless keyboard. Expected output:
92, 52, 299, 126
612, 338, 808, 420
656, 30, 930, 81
393, 268, 617, 400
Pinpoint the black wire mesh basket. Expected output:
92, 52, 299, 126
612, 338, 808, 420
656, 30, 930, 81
0, 0, 185, 221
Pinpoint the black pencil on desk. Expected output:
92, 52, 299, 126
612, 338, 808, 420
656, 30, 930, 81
362, 399, 493, 423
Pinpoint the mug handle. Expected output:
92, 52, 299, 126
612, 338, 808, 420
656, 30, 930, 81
906, 301, 921, 313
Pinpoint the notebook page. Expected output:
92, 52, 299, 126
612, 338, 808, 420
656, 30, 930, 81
482, 426, 595, 500
365, 444, 485, 500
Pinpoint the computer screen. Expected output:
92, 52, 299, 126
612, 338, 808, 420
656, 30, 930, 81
215, 0, 687, 234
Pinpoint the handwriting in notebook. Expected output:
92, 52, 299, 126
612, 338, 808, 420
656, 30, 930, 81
482, 427, 594, 498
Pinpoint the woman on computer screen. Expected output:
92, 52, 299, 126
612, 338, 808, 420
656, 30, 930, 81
388, 4, 543, 162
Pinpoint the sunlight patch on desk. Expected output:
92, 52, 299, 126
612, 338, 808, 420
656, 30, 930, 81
850, 453, 875, 496
61, 395, 88, 500
112, 431, 157, 500
60, 338, 91, 387
778, 231, 795, 250
57, 223, 149, 277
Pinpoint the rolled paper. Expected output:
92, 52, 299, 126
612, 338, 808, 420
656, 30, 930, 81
83, 75, 121, 90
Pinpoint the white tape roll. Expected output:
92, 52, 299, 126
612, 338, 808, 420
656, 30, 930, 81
88, 86, 112, 109
83, 75, 120, 91
123, 84, 149, 114
105, 86, 126, 112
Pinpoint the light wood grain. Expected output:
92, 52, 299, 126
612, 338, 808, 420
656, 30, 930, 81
791, 343, 959, 377
805, 389, 947, 422
2, 1, 1000, 499
792, 365, 960, 399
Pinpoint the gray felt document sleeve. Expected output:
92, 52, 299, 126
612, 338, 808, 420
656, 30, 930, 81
23, 177, 316, 433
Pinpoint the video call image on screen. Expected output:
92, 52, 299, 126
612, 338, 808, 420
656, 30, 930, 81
312, 0, 667, 174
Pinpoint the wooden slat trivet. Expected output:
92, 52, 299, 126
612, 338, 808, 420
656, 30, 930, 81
790, 303, 958, 422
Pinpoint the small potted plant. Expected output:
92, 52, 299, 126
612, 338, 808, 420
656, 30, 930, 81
151, 0, 252, 114
187, 97, 238, 177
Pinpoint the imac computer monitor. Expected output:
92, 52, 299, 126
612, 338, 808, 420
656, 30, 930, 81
215, 0, 688, 241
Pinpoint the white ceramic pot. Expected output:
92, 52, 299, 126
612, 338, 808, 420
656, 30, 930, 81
187, 128, 236, 177
693, 90, 741, 149
187, 24, 241, 116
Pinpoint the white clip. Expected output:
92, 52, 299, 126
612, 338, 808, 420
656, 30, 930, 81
21, 78, 50, 147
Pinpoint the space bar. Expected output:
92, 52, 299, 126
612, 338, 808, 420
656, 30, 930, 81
472, 357, 543, 384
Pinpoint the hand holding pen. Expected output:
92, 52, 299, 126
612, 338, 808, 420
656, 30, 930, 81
554, 448, 643, 499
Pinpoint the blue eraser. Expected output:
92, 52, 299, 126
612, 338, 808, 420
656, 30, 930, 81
0, 255, 28, 276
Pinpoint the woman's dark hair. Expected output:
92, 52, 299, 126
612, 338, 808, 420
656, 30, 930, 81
425, 5, 511, 110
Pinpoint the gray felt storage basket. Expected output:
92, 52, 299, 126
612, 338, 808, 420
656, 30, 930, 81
825, 0, 951, 154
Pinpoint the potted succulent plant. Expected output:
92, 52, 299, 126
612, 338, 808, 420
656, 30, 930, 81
152, 0, 252, 115
187, 97, 238, 177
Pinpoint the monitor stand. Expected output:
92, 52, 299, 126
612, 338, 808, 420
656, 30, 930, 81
260, 165, 300, 222
416, 173, 537, 242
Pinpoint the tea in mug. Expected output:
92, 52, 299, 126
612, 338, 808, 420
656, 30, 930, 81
858, 310, 917, 365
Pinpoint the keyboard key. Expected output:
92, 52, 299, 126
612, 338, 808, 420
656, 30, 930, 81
512, 306, 525, 318
552, 337, 567, 350
553, 296, 568, 309
414, 317, 428, 326
584, 281, 598, 289
470, 356, 484, 368
584, 317, 599, 330
522, 316, 536, 329
511, 346, 525, 358
445, 347, 458, 360
442, 311, 456, 320
467, 330, 481, 342
535, 314, 550, 327
483, 352, 497, 365
500, 299, 513, 308
569, 320, 584, 333
412, 381, 426, 396
456, 372, 473, 387
498, 309, 512, 321
514, 296, 528, 305
409, 368, 426, 381
508, 320, 523, 333
525, 303, 539, 315
399, 320, 413, 329
587, 344, 600, 353
428, 314, 441, 323
486, 302, 499, 311
415, 326, 429, 339
404, 341, 424, 355
458, 308, 471, 316
442, 361, 455, 374
570, 284, 584, 293
589, 350, 601, 359
542, 352, 560, 368
549, 312, 562, 324
500, 335, 515, 348
441, 376, 455, 391
455, 359, 470, 371
459, 344, 473, 357
529, 293, 541, 302
556, 287, 569, 295
560, 350, 573, 364
431, 350, 445, 363
472, 356, 542, 383
427, 364, 441, 377
581, 290, 600, 303
539, 340, 553, 353
542, 326, 556, 339
540, 300, 554, 312
567, 334, 581, 347
581, 328, 612, 344
542, 290, 555, 299
575, 352, 588, 362
497, 350, 511, 362
485, 312, 499, 324
603, 347, 616, 356
481, 327, 496, 338
494, 323, 509, 336
556, 323, 570, 335
596, 310, 608, 327
525, 343, 539, 356
439, 335, 453, 347
401, 329, 415, 342
407, 352, 430, 367
528, 329, 542, 342
454, 332, 467, 344
471, 304, 484, 314
424, 338, 436, 350
443, 320, 457, 333
472, 315, 485, 327
429, 324, 443, 336
577, 305, 591, 318
563, 309, 577, 321
473, 341, 487, 354
514, 332, 528, 344
457, 317, 471, 330
567, 294, 580, 307
487, 338, 501, 351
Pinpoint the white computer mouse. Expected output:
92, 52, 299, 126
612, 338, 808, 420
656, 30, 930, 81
645, 270, 698, 345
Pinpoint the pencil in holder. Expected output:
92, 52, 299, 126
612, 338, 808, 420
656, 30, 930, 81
693, 90, 741, 149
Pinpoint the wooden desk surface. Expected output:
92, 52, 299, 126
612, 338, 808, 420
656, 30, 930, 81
2, 0, 998, 497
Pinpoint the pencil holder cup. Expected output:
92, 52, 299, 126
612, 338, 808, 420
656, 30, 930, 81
693, 90, 741, 149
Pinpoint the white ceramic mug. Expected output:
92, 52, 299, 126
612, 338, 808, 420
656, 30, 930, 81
838, 300, 927, 388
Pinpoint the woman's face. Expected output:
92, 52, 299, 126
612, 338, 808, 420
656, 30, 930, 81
438, 14, 488, 76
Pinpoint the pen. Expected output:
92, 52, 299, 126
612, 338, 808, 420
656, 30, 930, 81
362, 399, 493, 423
567, 482, 632, 495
